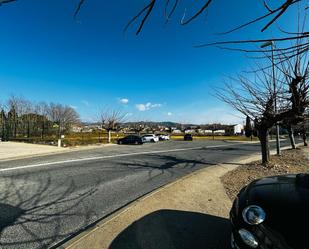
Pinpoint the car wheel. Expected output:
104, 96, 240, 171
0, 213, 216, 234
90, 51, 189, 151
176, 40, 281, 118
135, 141, 138, 145
151, 139, 155, 143
119, 141, 123, 145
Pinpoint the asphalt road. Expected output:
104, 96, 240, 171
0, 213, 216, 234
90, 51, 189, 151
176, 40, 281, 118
0, 138, 299, 249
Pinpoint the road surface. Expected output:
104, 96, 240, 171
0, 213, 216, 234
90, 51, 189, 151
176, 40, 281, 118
0, 139, 298, 248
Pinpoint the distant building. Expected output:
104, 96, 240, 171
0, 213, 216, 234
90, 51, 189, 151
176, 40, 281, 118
172, 129, 182, 134
184, 129, 196, 134
225, 124, 244, 135
214, 130, 225, 135
204, 130, 213, 135
71, 125, 83, 133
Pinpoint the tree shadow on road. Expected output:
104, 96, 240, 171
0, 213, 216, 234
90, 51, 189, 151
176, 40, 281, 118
0, 173, 98, 248
109, 209, 231, 249
121, 154, 217, 180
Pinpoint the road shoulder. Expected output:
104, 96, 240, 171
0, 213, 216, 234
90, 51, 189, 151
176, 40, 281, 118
0, 142, 116, 162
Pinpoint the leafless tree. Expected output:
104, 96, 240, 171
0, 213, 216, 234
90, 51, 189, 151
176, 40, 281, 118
293, 112, 309, 145
47, 103, 80, 138
34, 102, 50, 139
217, 46, 309, 164
6, 96, 29, 138
2, 1, 307, 55
99, 109, 126, 143
72, 0, 309, 53
130, 121, 146, 135
73, 1, 302, 34
0, 0, 16, 6
0, 102, 7, 141
0, 97, 80, 141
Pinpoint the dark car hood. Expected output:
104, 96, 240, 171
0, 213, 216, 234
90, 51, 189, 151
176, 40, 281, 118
244, 174, 309, 248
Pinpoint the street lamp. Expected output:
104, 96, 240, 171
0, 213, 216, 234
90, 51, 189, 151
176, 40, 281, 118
261, 41, 281, 155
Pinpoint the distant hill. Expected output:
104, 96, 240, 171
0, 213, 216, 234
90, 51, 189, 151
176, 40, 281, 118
123, 121, 182, 127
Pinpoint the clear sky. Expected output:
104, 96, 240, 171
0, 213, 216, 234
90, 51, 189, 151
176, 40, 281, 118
0, 0, 298, 124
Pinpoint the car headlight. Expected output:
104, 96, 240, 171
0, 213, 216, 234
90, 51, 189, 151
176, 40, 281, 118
242, 205, 266, 225
238, 229, 259, 248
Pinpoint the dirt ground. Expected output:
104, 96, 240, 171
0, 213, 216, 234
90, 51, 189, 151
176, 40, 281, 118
221, 147, 309, 201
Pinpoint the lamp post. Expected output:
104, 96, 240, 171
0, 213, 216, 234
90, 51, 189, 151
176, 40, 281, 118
261, 41, 281, 155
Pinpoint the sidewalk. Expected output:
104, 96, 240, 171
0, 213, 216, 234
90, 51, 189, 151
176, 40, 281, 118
61, 154, 262, 249
0, 142, 115, 161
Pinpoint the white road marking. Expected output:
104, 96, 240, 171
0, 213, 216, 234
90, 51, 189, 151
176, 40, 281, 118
0, 143, 239, 172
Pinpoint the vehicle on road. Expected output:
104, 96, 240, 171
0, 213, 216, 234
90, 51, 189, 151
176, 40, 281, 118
230, 173, 309, 249
117, 135, 143, 145
156, 134, 170, 141
142, 134, 159, 143
184, 134, 193, 141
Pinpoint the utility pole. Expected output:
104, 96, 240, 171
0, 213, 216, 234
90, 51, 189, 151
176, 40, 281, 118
261, 41, 281, 155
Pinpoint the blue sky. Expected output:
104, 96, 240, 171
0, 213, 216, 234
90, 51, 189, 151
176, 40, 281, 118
0, 0, 298, 124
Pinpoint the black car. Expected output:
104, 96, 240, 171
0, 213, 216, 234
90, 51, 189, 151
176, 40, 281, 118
230, 173, 309, 249
184, 134, 193, 141
117, 135, 143, 145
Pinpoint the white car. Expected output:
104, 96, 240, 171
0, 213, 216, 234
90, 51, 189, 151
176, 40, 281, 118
142, 134, 159, 143
157, 134, 170, 141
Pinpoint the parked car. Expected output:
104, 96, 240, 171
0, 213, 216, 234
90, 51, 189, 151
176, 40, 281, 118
230, 173, 309, 249
184, 134, 193, 141
141, 134, 159, 143
156, 134, 170, 141
117, 135, 143, 145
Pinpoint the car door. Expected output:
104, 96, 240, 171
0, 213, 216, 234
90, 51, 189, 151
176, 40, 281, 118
127, 136, 134, 144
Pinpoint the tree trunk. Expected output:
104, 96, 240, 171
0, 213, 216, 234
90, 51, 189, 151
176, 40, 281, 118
41, 121, 45, 139
58, 123, 61, 139
27, 120, 30, 138
258, 128, 270, 164
287, 126, 296, 149
14, 120, 17, 138
108, 130, 111, 143
303, 132, 308, 146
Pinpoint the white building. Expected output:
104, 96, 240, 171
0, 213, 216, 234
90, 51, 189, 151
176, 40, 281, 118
233, 124, 243, 134
185, 129, 196, 134
225, 124, 244, 135
214, 130, 225, 135
204, 130, 213, 135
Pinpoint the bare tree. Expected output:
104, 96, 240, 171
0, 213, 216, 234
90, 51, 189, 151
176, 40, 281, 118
72, 0, 309, 54
47, 103, 80, 138
217, 47, 309, 163
99, 109, 126, 143
130, 121, 146, 136
2, 1, 307, 56
73, 1, 303, 34
0, 104, 7, 141
0, 0, 16, 6
34, 102, 50, 139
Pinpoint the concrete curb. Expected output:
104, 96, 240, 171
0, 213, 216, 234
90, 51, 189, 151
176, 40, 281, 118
58, 143, 301, 249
